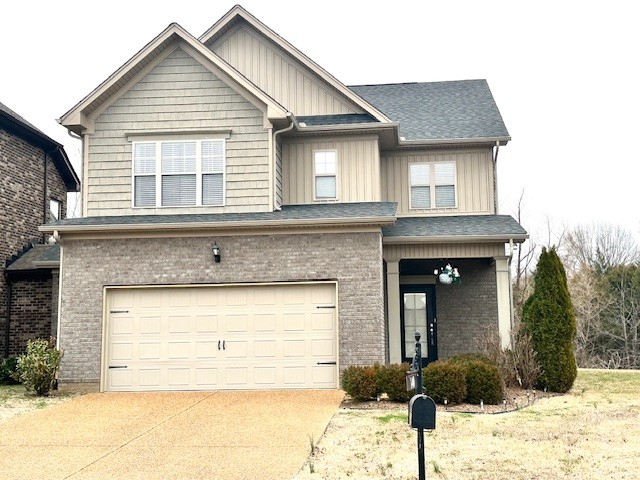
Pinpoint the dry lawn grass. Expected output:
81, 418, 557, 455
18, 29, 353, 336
294, 369, 640, 480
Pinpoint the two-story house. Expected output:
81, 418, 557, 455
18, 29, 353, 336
1, 101, 80, 357
45, 5, 526, 392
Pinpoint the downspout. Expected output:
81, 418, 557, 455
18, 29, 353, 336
492, 141, 500, 214
272, 113, 296, 211
4, 271, 11, 358
508, 238, 515, 347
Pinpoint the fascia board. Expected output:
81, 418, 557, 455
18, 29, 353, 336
39, 216, 397, 234
383, 234, 528, 244
199, 6, 392, 123
398, 136, 511, 147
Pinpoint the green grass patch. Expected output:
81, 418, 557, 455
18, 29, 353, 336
375, 413, 407, 423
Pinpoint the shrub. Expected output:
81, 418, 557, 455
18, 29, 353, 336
342, 365, 379, 400
423, 361, 466, 404
448, 353, 494, 367
376, 363, 413, 402
16, 338, 63, 396
523, 247, 577, 393
462, 360, 504, 404
0, 356, 20, 385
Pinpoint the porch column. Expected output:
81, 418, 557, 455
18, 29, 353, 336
494, 256, 512, 349
386, 260, 402, 363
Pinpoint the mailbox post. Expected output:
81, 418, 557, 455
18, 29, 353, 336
408, 331, 436, 480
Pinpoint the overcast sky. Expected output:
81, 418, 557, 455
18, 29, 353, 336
2, 1, 638, 243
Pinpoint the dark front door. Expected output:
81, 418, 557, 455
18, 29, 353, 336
400, 285, 437, 366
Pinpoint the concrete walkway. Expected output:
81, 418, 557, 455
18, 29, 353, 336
0, 390, 344, 480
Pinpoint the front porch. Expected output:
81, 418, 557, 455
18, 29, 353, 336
382, 215, 528, 365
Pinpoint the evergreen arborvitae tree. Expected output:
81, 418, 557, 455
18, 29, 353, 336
522, 247, 577, 393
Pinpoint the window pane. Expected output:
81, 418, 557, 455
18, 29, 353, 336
202, 173, 224, 205
435, 185, 455, 207
134, 143, 156, 175
410, 164, 429, 186
435, 163, 455, 184
161, 142, 196, 173
161, 174, 196, 206
411, 185, 430, 208
202, 140, 224, 173
135, 176, 156, 207
49, 199, 61, 220
315, 151, 336, 175
316, 176, 336, 199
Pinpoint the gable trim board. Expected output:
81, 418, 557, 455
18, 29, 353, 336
59, 23, 289, 135
199, 5, 391, 123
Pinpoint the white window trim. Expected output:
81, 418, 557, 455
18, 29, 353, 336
313, 149, 338, 202
409, 161, 457, 209
132, 139, 226, 208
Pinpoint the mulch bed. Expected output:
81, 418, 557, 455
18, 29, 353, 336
341, 387, 557, 414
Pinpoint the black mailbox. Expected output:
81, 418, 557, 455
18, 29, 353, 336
408, 394, 436, 430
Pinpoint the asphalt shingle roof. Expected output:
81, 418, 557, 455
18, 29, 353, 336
350, 80, 510, 142
382, 215, 527, 239
6, 244, 60, 271
46, 202, 398, 228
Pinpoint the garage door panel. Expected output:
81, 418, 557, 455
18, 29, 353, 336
106, 283, 337, 392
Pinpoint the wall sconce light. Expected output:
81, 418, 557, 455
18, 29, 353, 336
212, 243, 221, 263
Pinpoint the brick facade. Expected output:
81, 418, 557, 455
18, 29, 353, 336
1, 127, 67, 357
58, 231, 385, 383
6, 277, 54, 355
435, 258, 498, 359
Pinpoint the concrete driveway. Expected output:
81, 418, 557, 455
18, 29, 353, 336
0, 390, 344, 480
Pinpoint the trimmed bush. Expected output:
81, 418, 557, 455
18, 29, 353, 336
523, 247, 577, 393
0, 356, 20, 385
462, 360, 504, 404
423, 361, 466, 404
16, 338, 63, 396
376, 363, 413, 402
448, 353, 495, 367
342, 365, 379, 400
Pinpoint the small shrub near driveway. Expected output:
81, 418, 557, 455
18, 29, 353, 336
423, 361, 466, 404
342, 365, 379, 400
16, 338, 63, 396
0, 357, 20, 385
376, 363, 413, 402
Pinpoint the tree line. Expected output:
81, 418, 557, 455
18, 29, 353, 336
514, 222, 640, 370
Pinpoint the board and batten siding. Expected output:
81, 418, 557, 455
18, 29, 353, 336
86, 47, 270, 216
383, 243, 506, 262
282, 136, 381, 204
381, 148, 495, 216
209, 23, 362, 116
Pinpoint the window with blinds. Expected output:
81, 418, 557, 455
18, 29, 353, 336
409, 162, 456, 209
133, 139, 225, 208
314, 150, 337, 200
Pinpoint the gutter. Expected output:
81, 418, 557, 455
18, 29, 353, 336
382, 234, 528, 245
39, 215, 398, 235
398, 136, 511, 147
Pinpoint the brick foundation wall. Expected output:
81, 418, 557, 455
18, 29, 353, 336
435, 258, 498, 359
59, 231, 385, 383
1, 127, 67, 357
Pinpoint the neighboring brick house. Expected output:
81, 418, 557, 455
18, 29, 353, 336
46, 5, 526, 392
1, 101, 80, 357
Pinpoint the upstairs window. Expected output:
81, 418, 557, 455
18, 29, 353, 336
409, 162, 456, 209
49, 198, 61, 221
314, 150, 337, 200
133, 139, 225, 208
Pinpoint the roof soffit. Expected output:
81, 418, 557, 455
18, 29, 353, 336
59, 22, 288, 134
199, 5, 392, 123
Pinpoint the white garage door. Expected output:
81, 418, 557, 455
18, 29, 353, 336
104, 283, 337, 392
